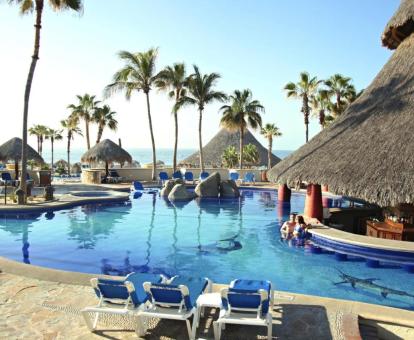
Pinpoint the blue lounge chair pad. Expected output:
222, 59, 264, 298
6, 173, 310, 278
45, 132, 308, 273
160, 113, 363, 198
228, 279, 272, 314
126, 272, 162, 302
169, 276, 209, 308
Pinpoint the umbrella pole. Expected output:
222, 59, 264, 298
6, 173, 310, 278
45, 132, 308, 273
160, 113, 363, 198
105, 162, 109, 177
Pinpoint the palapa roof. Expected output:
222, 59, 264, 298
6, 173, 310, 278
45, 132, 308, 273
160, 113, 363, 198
81, 139, 132, 164
382, 0, 414, 49
180, 128, 281, 167
0, 137, 44, 163
268, 10, 414, 207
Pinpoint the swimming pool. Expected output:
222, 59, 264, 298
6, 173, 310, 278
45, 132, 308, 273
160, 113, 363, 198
1, 189, 414, 310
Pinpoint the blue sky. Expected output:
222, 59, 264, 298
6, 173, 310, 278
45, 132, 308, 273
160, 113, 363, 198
0, 0, 398, 151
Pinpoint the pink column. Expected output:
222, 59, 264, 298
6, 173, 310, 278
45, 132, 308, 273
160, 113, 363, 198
304, 184, 323, 222
278, 184, 291, 202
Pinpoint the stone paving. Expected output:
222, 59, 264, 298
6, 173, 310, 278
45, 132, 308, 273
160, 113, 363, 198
0, 271, 347, 339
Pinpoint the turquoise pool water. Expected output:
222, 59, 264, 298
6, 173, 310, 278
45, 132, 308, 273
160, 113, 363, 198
1, 189, 414, 310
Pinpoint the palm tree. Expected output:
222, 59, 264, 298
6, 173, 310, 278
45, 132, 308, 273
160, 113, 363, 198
45, 128, 63, 169
105, 48, 159, 180
68, 94, 100, 150
92, 105, 118, 144
284, 72, 320, 143
9, 0, 82, 202
28, 124, 48, 156
260, 123, 282, 170
324, 74, 356, 116
220, 89, 263, 169
242, 144, 260, 167
222, 146, 239, 168
155, 63, 188, 172
311, 89, 331, 129
175, 66, 226, 172
28, 125, 41, 153
61, 115, 82, 176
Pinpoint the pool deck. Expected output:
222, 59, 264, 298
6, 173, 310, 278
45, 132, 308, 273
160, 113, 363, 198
2, 257, 414, 340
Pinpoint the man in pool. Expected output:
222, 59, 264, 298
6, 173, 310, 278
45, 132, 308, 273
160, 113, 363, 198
280, 212, 297, 238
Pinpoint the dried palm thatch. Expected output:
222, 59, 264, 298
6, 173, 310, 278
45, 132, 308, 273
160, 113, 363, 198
81, 139, 132, 164
0, 137, 44, 180
382, 0, 414, 49
0, 137, 44, 164
180, 128, 281, 168
268, 16, 414, 207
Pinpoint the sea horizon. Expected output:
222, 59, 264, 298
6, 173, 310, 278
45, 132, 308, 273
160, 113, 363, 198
41, 148, 293, 166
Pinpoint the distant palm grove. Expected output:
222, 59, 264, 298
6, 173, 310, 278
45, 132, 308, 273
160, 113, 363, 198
10, 0, 360, 202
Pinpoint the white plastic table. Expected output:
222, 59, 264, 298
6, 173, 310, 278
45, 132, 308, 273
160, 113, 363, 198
191, 293, 222, 339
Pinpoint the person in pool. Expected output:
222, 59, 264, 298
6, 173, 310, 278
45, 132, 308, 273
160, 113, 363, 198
280, 212, 298, 238
293, 215, 308, 240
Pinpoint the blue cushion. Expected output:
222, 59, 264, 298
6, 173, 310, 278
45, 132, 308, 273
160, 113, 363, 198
126, 273, 162, 303
228, 279, 272, 314
170, 276, 208, 309
184, 172, 194, 180
229, 173, 239, 181
200, 172, 209, 180
132, 181, 144, 191
1, 173, 12, 181
159, 172, 169, 180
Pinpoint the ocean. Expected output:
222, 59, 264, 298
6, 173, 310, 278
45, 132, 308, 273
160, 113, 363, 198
41, 148, 292, 166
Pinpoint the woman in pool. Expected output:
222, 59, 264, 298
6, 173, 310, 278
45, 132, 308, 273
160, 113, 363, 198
280, 212, 297, 239
293, 215, 311, 244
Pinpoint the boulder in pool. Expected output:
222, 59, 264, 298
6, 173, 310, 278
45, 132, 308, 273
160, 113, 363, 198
220, 180, 240, 198
160, 179, 184, 197
168, 184, 196, 201
195, 172, 221, 197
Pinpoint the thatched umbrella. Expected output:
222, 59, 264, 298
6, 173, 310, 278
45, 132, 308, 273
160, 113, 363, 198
268, 0, 414, 207
0, 137, 44, 180
54, 159, 69, 169
81, 139, 132, 176
180, 128, 281, 168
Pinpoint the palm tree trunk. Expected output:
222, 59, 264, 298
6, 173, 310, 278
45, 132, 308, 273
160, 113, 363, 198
145, 92, 157, 180
96, 124, 103, 144
85, 118, 91, 150
319, 109, 325, 130
51, 138, 54, 170
303, 96, 310, 143
239, 127, 244, 170
67, 132, 71, 176
173, 110, 178, 172
267, 137, 272, 170
37, 136, 40, 153
19, 2, 43, 202
198, 108, 204, 172
39, 135, 43, 156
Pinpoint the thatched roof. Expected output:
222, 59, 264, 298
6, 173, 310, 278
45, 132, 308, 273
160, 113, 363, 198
382, 0, 414, 49
180, 128, 281, 167
81, 139, 132, 164
0, 137, 44, 163
268, 29, 414, 207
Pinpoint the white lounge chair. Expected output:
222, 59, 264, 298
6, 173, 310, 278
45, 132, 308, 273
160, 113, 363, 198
213, 279, 274, 340
140, 276, 212, 339
81, 272, 164, 336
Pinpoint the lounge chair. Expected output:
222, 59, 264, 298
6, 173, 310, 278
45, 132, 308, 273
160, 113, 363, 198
213, 279, 273, 340
107, 169, 123, 183
199, 172, 209, 181
81, 272, 164, 335
184, 171, 194, 184
243, 172, 255, 184
229, 172, 239, 181
131, 181, 159, 195
172, 171, 182, 180
140, 276, 212, 339
158, 171, 169, 185
1, 172, 16, 186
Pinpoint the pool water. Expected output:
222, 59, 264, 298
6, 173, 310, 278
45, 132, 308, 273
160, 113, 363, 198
1, 189, 414, 310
